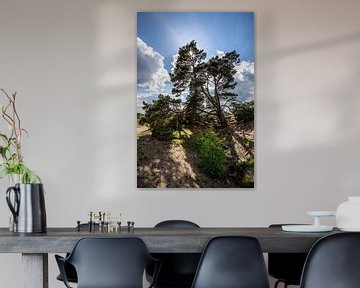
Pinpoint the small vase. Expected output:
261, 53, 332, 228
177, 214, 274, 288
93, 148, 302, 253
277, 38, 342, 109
6, 183, 47, 233
336, 197, 360, 231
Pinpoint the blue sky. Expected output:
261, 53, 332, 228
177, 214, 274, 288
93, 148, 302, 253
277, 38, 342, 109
137, 12, 254, 112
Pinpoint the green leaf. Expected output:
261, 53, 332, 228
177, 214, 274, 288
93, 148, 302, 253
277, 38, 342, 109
0, 146, 8, 158
21, 128, 29, 137
28, 171, 40, 184
16, 164, 41, 184
0, 168, 9, 179
0, 133, 8, 142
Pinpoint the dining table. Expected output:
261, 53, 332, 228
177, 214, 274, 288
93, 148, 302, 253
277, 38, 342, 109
0, 226, 340, 288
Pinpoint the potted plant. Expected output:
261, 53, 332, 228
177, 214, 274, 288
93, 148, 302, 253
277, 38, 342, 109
0, 88, 46, 233
0, 88, 41, 183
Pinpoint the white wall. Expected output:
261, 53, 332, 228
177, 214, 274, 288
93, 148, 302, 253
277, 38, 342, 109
0, 0, 360, 287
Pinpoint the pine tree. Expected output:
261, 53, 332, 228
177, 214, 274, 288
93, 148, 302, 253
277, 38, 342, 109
171, 41, 239, 127
170, 41, 206, 125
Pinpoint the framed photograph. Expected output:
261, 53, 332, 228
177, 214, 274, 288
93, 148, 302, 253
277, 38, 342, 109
137, 12, 254, 188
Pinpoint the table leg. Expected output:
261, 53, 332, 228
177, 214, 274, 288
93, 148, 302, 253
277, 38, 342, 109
22, 253, 48, 288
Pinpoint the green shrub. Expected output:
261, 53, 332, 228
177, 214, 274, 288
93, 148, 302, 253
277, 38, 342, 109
142, 95, 183, 140
229, 158, 254, 187
137, 114, 146, 125
197, 130, 227, 178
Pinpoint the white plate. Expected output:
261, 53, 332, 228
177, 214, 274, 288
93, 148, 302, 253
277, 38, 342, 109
282, 225, 333, 232
307, 211, 336, 217
338, 227, 360, 232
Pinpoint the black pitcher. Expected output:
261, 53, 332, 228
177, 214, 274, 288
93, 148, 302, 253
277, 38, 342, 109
6, 183, 47, 233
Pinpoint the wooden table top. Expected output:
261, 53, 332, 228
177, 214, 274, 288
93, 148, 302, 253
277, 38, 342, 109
0, 227, 340, 253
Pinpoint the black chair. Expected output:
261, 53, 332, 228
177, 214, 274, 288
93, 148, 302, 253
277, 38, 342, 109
191, 236, 270, 288
55, 237, 160, 288
56, 262, 77, 284
56, 223, 99, 284
154, 220, 200, 229
268, 224, 308, 288
300, 232, 360, 288
147, 220, 201, 288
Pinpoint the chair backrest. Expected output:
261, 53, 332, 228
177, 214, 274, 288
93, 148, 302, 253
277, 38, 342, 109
268, 224, 308, 285
191, 236, 270, 288
150, 220, 201, 287
155, 219, 200, 228
66, 237, 154, 288
300, 232, 360, 288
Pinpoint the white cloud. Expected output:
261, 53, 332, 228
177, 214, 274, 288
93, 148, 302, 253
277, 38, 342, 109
216, 50, 225, 57
137, 37, 170, 92
137, 92, 156, 113
171, 53, 179, 74
234, 60, 254, 102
